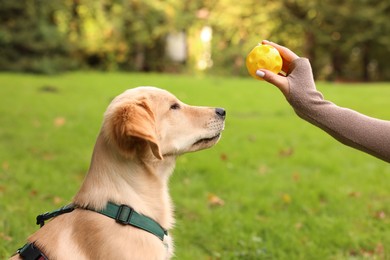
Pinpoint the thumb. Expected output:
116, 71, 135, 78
257, 70, 289, 96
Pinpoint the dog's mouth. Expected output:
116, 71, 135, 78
163, 133, 223, 157
193, 133, 221, 146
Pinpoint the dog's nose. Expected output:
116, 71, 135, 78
215, 108, 226, 119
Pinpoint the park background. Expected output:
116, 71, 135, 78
1, 0, 390, 259
1, 0, 390, 80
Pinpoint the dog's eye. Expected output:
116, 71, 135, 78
170, 103, 180, 110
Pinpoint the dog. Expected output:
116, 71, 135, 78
11, 86, 225, 260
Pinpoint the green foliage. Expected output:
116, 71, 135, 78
274, 0, 390, 81
0, 72, 389, 259
0, 0, 76, 74
0, 0, 389, 80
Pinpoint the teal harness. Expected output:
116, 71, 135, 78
16, 202, 168, 259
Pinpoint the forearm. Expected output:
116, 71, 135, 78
286, 58, 390, 163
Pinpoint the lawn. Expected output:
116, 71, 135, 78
0, 72, 389, 259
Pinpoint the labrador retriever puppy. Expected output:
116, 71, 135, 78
12, 87, 225, 260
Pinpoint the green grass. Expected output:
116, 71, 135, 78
0, 72, 389, 259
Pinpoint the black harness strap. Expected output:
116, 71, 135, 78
16, 204, 75, 260
36, 204, 75, 227
17, 243, 47, 260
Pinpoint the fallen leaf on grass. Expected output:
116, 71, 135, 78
258, 165, 268, 175
282, 193, 292, 204
0, 232, 13, 241
292, 172, 300, 182
348, 191, 361, 198
32, 119, 41, 128
182, 177, 191, 186
374, 243, 385, 257
2, 161, 9, 170
30, 189, 39, 197
220, 153, 228, 161
350, 243, 385, 258
208, 193, 225, 207
42, 152, 56, 161
247, 135, 257, 142
295, 222, 303, 230
278, 147, 294, 158
54, 117, 66, 127
53, 196, 63, 205
374, 211, 386, 220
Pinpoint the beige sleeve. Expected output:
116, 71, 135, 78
286, 58, 390, 163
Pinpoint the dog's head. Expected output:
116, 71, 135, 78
102, 87, 225, 160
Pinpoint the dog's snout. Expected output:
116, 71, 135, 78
215, 108, 226, 119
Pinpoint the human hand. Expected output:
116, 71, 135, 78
256, 40, 299, 96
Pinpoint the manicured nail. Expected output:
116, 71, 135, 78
256, 70, 265, 78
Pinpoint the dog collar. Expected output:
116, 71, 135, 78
93, 202, 168, 241
16, 202, 168, 258
35, 202, 168, 241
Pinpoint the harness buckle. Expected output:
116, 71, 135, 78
36, 204, 75, 227
36, 212, 50, 227
17, 242, 48, 260
115, 204, 133, 225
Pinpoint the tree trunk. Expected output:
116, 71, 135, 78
304, 30, 317, 79
362, 42, 370, 82
331, 48, 344, 80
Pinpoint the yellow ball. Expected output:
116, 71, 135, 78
246, 44, 283, 80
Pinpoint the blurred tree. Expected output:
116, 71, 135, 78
274, 0, 390, 81
0, 0, 74, 73
55, 0, 130, 70
0, 0, 388, 80
196, 0, 280, 76
120, 0, 169, 71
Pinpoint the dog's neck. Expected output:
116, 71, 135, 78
73, 133, 176, 229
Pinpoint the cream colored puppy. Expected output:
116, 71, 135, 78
12, 87, 225, 260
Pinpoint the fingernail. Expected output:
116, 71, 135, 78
256, 70, 265, 78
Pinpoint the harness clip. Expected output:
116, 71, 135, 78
36, 204, 75, 227
115, 204, 133, 225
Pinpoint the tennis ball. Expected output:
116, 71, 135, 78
246, 44, 283, 80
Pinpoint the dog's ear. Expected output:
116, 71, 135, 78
112, 99, 163, 160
